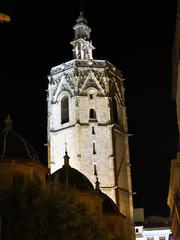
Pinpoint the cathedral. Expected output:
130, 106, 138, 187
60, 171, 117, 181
0, 11, 135, 240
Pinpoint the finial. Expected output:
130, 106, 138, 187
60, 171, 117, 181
63, 142, 70, 186
4, 114, 13, 130
95, 175, 100, 191
94, 163, 100, 191
63, 142, 70, 166
76, 5, 87, 25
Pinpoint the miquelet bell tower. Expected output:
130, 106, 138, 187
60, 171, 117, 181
47, 12, 135, 240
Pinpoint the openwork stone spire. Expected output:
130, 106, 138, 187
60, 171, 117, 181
74, 11, 89, 40
71, 11, 95, 60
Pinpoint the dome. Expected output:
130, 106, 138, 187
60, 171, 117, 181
101, 192, 125, 217
102, 193, 122, 214
93, 174, 122, 215
48, 165, 94, 191
94, 177, 125, 216
48, 151, 94, 191
0, 115, 39, 161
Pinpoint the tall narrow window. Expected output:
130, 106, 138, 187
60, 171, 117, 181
61, 96, 69, 124
92, 126, 95, 135
90, 93, 93, 99
93, 142, 96, 154
89, 109, 96, 119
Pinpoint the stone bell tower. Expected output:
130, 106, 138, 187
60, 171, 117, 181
47, 11, 135, 240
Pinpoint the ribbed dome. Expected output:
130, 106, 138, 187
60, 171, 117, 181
0, 115, 39, 161
48, 164, 94, 191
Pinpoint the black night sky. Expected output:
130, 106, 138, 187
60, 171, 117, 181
0, 0, 178, 217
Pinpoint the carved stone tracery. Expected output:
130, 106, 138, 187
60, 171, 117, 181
49, 62, 125, 104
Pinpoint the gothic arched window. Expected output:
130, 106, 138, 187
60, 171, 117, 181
61, 96, 69, 124
89, 109, 96, 119
88, 88, 97, 100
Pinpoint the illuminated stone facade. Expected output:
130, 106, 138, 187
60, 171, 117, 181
47, 12, 135, 240
134, 209, 172, 240
135, 216, 171, 240
167, 0, 180, 239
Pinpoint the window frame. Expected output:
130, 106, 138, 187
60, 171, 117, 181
61, 95, 69, 124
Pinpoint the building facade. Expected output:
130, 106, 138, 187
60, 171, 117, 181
167, 0, 180, 239
134, 210, 172, 240
47, 11, 135, 240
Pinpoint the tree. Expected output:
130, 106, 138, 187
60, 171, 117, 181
0, 183, 106, 240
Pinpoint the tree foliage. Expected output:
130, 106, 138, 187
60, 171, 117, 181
0, 183, 106, 240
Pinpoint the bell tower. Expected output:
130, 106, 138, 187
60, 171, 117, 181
47, 11, 135, 240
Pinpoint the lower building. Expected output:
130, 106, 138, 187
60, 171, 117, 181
134, 209, 172, 240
